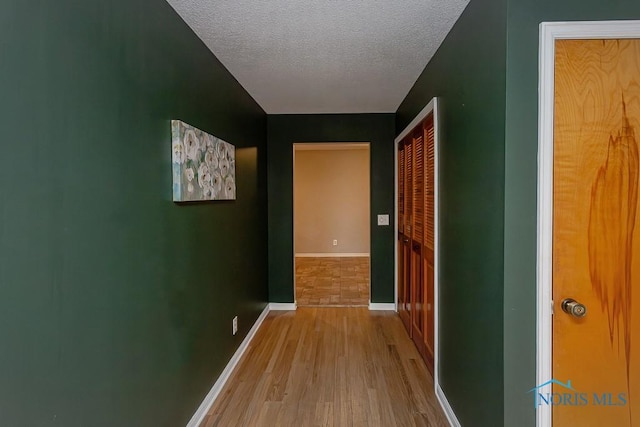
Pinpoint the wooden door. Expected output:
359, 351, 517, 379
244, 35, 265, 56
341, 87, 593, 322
397, 114, 436, 374
398, 143, 411, 332
553, 38, 640, 426
411, 127, 427, 364
423, 117, 436, 362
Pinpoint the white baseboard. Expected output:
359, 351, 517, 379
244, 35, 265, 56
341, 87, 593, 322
269, 302, 297, 311
295, 253, 370, 258
368, 303, 396, 311
436, 384, 461, 427
186, 304, 270, 427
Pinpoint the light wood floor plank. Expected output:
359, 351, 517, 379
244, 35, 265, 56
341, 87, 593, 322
201, 307, 448, 427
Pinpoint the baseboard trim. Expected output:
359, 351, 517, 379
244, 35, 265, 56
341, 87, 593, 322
436, 384, 461, 427
269, 302, 297, 311
295, 253, 370, 258
368, 303, 396, 311
186, 304, 270, 427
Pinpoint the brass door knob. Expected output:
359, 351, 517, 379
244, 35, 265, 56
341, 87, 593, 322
561, 298, 587, 318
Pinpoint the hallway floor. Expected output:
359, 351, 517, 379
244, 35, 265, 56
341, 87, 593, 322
201, 307, 448, 427
295, 257, 370, 306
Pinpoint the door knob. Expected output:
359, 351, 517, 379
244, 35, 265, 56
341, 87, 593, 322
561, 298, 587, 318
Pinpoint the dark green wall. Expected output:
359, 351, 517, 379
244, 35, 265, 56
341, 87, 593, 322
503, 2, 640, 426
0, 1, 267, 426
267, 114, 396, 303
396, 0, 507, 425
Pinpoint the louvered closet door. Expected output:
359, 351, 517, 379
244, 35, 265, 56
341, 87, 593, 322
397, 113, 436, 375
400, 138, 413, 333
398, 144, 410, 331
423, 116, 435, 366
411, 128, 427, 362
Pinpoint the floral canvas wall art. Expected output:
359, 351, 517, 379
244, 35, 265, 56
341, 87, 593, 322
171, 120, 236, 201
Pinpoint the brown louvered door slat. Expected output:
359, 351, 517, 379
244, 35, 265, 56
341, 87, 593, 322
423, 115, 435, 368
413, 131, 424, 244
425, 116, 435, 251
405, 140, 413, 240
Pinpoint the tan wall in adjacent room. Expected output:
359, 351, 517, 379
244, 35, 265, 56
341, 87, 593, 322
294, 145, 370, 255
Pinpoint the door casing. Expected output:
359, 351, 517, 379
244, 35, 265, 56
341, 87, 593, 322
537, 20, 640, 427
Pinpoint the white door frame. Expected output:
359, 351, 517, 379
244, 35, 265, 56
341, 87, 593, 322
537, 20, 640, 427
394, 98, 456, 425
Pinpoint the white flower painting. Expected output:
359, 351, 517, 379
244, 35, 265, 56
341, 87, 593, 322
171, 120, 236, 202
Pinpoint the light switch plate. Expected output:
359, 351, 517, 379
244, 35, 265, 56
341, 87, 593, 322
377, 214, 390, 226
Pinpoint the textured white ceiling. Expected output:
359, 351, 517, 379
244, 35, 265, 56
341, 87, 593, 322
165, 0, 469, 114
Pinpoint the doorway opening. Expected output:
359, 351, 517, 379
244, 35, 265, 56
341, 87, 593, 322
293, 143, 371, 307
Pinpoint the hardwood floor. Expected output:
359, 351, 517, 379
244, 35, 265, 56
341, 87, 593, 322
201, 307, 448, 427
295, 257, 370, 307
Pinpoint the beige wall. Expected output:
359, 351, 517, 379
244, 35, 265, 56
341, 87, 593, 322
294, 146, 370, 255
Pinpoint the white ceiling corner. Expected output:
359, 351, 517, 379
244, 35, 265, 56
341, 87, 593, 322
165, 0, 470, 114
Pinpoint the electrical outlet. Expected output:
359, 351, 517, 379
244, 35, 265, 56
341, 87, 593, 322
333, 239, 338, 246
232, 316, 238, 335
